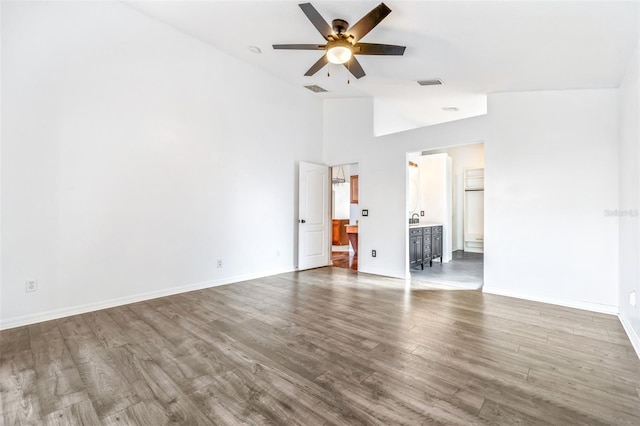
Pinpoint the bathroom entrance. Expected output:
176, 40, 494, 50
331, 163, 359, 270
407, 143, 484, 289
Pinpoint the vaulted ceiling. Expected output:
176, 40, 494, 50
127, 1, 639, 135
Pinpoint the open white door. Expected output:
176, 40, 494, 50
298, 162, 330, 270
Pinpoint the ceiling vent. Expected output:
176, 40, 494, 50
417, 79, 443, 86
304, 84, 329, 93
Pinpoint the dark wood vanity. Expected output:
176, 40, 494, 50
409, 225, 443, 269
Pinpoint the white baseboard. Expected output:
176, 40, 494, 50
358, 266, 406, 279
619, 316, 640, 359
0, 268, 293, 330
482, 286, 619, 315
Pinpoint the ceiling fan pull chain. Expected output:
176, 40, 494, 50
347, 60, 350, 84
327, 62, 330, 77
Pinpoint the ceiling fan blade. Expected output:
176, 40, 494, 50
348, 3, 392, 42
305, 55, 329, 76
344, 56, 366, 79
273, 44, 326, 50
354, 43, 405, 56
299, 3, 334, 40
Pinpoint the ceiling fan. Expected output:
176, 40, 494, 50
273, 2, 406, 79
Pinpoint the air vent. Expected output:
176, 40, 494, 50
304, 85, 328, 93
417, 79, 443, 86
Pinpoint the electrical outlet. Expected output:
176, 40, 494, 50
372, 250, 377, 257
25, 279, 38, 292
631, 291, 637, 308
217, 259, 223, 268
420, 210, 425, 216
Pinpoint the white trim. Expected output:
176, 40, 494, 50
482, 286, 618, 315
0, 268, 293, 330
360, 267, 406, 279
619, 316, 640, 359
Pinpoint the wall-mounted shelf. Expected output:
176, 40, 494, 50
464, 168, 484, 190
464, 168, 484, 253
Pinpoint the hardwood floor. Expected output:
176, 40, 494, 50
332, 251, 358, 270
2, 267, 640, 425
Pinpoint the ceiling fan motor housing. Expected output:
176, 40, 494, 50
332, 19, 349, 35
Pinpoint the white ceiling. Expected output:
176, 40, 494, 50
127, 0, 639, 134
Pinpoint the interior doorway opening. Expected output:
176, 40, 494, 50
331, 163, 359, 270
407, 143, 484, 289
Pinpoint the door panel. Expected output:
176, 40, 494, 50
298, 162, 330, 270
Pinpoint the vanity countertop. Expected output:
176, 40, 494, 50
409, 223, 443, 228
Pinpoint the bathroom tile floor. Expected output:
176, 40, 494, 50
411, 250, 483, 290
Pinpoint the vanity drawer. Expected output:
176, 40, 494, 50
423, 227, 431, 235
409, 228, 422, 236
432, 226, 443, 234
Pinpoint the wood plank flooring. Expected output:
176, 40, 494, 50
2, 267, 640, 425
332, 251, 357, 270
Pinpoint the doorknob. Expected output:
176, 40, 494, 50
299, 219, 306, 223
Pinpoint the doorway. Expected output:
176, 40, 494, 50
331, 163, 359, 270
407, 143, 484, 289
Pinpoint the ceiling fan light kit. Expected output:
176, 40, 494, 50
326, 41, 352, 64
273, 2, 406, 80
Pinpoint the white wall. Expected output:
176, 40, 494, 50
0, 1, 322, 328
484, 90, 619, 312
618, 43, 640, 355
324, 89, 619, 313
